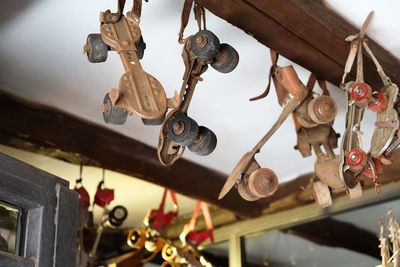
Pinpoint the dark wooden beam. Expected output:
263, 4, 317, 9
195, 0, 400, 89
0, 91, 261, 217
282, 217, 380, 259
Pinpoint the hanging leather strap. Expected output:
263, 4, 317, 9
193, 4, 206, 31
341, 11, 374, 86
250, 50, 279, 101
179, 0, 194, 43
110, 0, 145, 22
118, 0, 126, 16
132, 0, 143, 20
306, 73, 330, 96
181, 201, 214, 246
363, 41, 391, 85
147, 189, 179, 231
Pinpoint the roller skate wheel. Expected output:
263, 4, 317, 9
351, 83, 372, 104
368, 92, 388, 112
346, 148, 367, 170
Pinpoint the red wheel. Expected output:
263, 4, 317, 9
362, 158, 382, 178
351, 83, 372, 104
379, 152, 396, 165
346, 148, 367, 170
368, 92, 388, 112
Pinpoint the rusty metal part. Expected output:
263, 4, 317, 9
219, 65, 309, 200
296, 125, 336, 159
236, 159, 261, 201
312, 181, 332, 208
237, 182, 259, 201
294, 98, 318, 128
100, 15, 170, 120
370, 83, 399, 158
248, 168, 279, 198
314, 156, 345, 192
308, 95, 337, 124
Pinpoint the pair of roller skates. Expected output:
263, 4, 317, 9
288, 73, 361, 208
85, 1, 239, 166
157, 4, 239, 166
219, 53, 321, 201
339, 12, 399, 195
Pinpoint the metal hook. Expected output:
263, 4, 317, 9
76, 164, 83, 185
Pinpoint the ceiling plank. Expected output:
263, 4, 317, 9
195, 0, 400, 88
0, 91, 261, 217
281, 217, 380, 259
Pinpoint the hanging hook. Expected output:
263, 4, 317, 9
75, 164, 83, 185
98, 169, 106, 189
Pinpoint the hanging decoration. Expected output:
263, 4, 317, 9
339, 11, 399, 197
157, 0, 239, 166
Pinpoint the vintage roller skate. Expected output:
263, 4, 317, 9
291, 74, 361, 207
219, 54, 310, 201
84, 0, 175, 125
157, 3, 239, 166
340, 11, 399, 194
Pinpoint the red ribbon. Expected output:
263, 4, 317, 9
149, 189, 179, 231
186, 201, 214, 245
74, 186, 90, 206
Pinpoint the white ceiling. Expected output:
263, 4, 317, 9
0, 1, 399, 185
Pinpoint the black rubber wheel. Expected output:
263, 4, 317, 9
102, 93, 128, 125
190, 30, 220, 61
211, 43, 239, 73
167, 115, 199, 146
136, 36, 146, 60
188, 126, 217, 156
142, 114, 165, 126
108, 205, 128, 227
86, 34, 108, 63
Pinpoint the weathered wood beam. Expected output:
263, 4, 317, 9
195, 0, 400, 88
168, 151, 400, 238
282, 217, 380, 259
0, 91, 261, 217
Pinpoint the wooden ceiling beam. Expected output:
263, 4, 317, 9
282, 217, 379, 259
0, 91, 261, 217
195, 0, 400, 88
